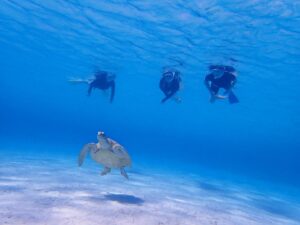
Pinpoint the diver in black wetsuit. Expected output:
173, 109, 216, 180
159, 69, 182, 103
88, 71, 115, 102
69, 70, 116, 103
204, 65, 238, 103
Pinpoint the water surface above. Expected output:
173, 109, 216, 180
0, 0, 299, 186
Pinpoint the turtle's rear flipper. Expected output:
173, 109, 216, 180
78, 143, 94, 166
120, 167, 129, 179
101, 167, 111, 176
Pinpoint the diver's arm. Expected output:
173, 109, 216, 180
161, 93, 174, 103
204, 75, 217, 103
88, 83, 93, 96
204, 79, 213, 94
110, 81, 115, 103
231, 78, 237, 88
161, 82, 178, 103
160, 79, 168, 102
177, 77, 183, 90
224, 78, 237, 95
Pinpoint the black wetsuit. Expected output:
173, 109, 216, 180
205, 72, 236, 94
88, 71, 115, 102
159, 71, 181, 103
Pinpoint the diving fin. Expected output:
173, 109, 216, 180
228, 91, 239, 104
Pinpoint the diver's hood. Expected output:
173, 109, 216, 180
95, 71, 108, 77
94, 71, 116, 81
211, 69, 224, 78
209, 65, 236, 73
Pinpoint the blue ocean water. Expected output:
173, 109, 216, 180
0, 1, 300, 224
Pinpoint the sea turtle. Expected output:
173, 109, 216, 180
78, 131, 132, 179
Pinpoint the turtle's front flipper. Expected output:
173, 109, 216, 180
101, 167, 111, 176
120, 167, 129, 179
78, 143, 95, 166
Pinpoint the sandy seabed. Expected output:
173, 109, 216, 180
0, 154, 299, 225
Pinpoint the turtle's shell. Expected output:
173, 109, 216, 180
90, 139, 131, 168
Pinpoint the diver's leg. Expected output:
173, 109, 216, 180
68, 78, 90, 84
88, 84, 93, 96
120, 167, 129, 179
101, 167, 111, 176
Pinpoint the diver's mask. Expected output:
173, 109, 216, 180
163, 71, 175, 82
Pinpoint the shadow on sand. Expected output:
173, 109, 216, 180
104, 193, 144, 205
198, 181, 234, 198
198, 182, 226, 193
250, 198, 300, 221
0, 185, 26, 192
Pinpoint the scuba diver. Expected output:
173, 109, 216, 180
69, 70, 116, 102
204, 65, 239, 104
159, 68, 182, 103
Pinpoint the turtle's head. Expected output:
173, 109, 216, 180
97, 131, 107, 142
